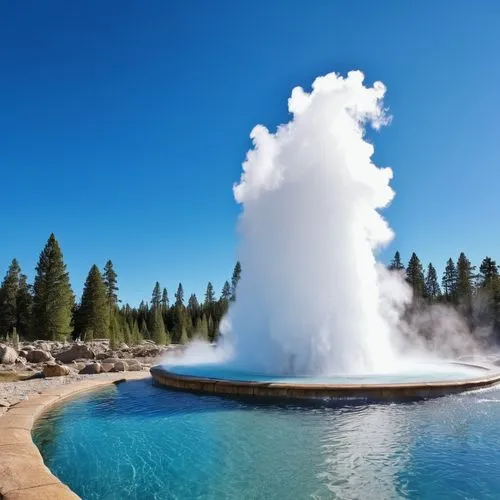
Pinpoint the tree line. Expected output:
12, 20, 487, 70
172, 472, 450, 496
0, 233, 241, 347
389, 250, 500, 336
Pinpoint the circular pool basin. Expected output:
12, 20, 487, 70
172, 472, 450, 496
150, 361, 500, 400
33, 377, 500, 499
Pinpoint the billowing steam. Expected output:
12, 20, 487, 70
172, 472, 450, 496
227, 71, 399, 375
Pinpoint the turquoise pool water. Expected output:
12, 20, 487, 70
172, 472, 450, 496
165, 362, 487, 384
34, 378, 500, 499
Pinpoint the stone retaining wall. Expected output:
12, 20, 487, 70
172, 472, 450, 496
150, 365, 500, 401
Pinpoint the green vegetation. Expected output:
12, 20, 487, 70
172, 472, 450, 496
0, 233, 241, 345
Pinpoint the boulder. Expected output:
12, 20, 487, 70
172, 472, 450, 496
26, 349, 53, 363
101, 357, 121, 365
22, 345, 35, 352
132, 345, 160, 358
111, 360, 128, 372
126, 359, 142, 371
18, 350, 29, 358
79, 363, 102, 375
43, 362, 70, 377
0, 344, 17, 364
55, 344, 95, 363
101, 363, 115, 373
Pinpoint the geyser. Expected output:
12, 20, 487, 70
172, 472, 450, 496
229, 70, 396, 375
152, 70, 500, 400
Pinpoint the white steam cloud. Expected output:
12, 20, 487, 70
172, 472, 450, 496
227, 70, 399, 375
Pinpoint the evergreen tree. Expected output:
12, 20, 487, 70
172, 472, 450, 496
149, 307, 169, 345
231, 261, 242, 301
479, 257, 499, 288
195, 314, 209, 340
442, 258, 458, 301
221, 281, 231, 301
388, 251, 405, 272
151, 282, 162, 309
103, 260, 118, 307
187, 293, 200, 312
109, 312, 122, 349
175, 283, 184, 307
424, 263, 442, 300
79, 264, 110, 339
140, 318, 150, 339
31, 234, 74, 340
204, 282, 215, 307
131, 320, 142, 345
161, 288, 169, 310
406, 253, 425, 297
456, 252, 475, 316
0, 259, 21, 335
16, 274, 33, 338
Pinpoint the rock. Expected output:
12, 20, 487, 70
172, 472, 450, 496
72, 361, 86, 372
0, 344, 17, 364
35, 342, 52, 352
26, 349, 53, 363
55, 344, 95, 363
43, 362, 70, 377
101, 363, 115, 373
120, 343, 129, 350
22, 345, 35, 352
18, 350, 29, 358
126, 359, 142, 371
132, 345, 160, 358
15, 356, 27, 365
79, 363, 102, 375
111, 360, 128, 372
101, 357, 121, 365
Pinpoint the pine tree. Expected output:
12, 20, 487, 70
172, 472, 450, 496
406, 253, 425, 297
479, 257, 498, 288
103, 260, 119, 307
195, 314, 209, 340
172, 305, 186, 343
151, 282, 162, 309
79, 264, 110, 339
204, 282, 215, 307
231, 261, 242, 301
424, 263, 441, 300
32, 234, 74, 340
208, 314, 214, 340
161, 288, 169, 310
16, 274, 33, 338
149, 307, 169, 345
221, 281, 231, 301
456, 252, 475, 316
132, 320, 142, 345
0, 259, 21, 335
175, 283, 184, 307
388, 251, 405, 272
442, 258, 458, 302
109, 312, 122, 349
140, 318, 150, 339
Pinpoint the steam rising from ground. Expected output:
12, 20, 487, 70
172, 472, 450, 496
228, 71, 398, 375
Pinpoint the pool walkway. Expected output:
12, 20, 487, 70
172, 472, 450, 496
0, 371, 150, 499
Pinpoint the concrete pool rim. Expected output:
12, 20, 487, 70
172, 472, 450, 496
150, 362, 500, 400
0, 371, 150, 500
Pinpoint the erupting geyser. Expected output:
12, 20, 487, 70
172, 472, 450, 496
229, 70, 396, 375
152, 70, 500, 399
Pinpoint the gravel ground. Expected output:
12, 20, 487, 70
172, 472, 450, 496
0, 371, 143, 414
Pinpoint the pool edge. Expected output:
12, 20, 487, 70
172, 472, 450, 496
0, 371, 151, 500
150, 364, 500, 401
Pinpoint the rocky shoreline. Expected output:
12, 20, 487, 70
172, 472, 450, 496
0, 339, 181, 413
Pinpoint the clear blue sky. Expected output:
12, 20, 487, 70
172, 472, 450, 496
1, 1, 499, 305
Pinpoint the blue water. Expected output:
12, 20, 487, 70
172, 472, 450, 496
33, 378, 500, 499
166, 362, 487, 384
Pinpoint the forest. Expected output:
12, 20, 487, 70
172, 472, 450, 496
1, 233, 499, 346
0, 234, 241, 347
